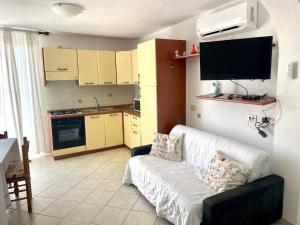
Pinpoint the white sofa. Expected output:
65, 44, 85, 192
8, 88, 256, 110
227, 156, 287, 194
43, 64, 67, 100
123, 125, 283, 225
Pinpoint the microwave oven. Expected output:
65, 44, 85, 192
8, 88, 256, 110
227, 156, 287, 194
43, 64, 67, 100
133, 99, 140, 112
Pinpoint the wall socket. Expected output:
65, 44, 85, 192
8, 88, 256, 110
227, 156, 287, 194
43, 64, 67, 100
247, 114, 257, 123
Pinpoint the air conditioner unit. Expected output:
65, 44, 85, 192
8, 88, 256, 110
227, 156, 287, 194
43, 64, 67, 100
197, 1, 257, 39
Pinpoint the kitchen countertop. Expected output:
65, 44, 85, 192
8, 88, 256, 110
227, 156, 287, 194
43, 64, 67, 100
48, 104, 140, 119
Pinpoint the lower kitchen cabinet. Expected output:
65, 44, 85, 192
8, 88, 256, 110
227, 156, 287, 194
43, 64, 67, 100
85, 115, 106, 150
123, 113, 141, 149
105, 113, 124, 147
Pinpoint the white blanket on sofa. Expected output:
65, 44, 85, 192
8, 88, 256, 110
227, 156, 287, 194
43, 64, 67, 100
123, 155, 216, 225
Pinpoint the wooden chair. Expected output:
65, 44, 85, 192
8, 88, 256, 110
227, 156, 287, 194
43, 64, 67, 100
0, 131, 8, 139
5, 137, 32, 213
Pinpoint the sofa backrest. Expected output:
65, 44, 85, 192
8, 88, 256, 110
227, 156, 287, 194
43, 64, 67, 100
170, 125, 272, 182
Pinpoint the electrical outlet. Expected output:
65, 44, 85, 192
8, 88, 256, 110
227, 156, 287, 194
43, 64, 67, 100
190, 105, 196, 111
247, 114, 257, 123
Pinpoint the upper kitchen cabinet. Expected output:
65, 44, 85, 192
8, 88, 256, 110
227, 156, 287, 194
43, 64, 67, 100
131, 49, 139, 85
78, 50, 99, 86
138, 40, 156, 87
116, 51, 133, 85
43, 48, 78, 81
98, 51, 117, 85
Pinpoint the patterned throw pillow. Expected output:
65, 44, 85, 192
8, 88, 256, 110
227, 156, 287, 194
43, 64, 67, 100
199, 151, 251, 193
149, 133, 183, 161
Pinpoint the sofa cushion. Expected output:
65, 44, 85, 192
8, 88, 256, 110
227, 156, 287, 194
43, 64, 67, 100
199, 151, 251, 193
150, 133, 183, 161
123, 155, 216, 225
170, 125, 271, 182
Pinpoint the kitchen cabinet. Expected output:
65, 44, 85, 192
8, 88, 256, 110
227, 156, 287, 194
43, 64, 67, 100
139, 39, 186, 145
105, 113, 123, 147
123, 113, 141, 149
85, 115, 106, 150
131, 49, 139, 84
43, 48, 78, 81
123, 113, 132, 147
138, 40, 156, 87
78, 50, 99, 86
98, 51, 117, 85
116, 51, 133, 85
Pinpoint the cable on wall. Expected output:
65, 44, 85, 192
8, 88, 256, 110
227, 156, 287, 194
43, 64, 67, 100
230, 80, 249, 96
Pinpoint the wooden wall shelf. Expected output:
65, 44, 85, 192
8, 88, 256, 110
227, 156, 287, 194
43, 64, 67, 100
196, 94, 276, 106
172, 53, 199, 60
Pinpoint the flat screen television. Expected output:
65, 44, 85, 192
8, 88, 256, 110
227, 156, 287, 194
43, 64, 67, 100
199, 36, 273, 80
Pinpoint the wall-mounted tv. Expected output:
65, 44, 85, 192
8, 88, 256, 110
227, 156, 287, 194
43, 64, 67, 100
199, 36, 273, 80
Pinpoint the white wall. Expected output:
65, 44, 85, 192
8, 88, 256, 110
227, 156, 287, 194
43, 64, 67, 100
260, 0, 300, 224
140, 0, 277, 152
140, 0, 300, 223
39, 33, 138, 111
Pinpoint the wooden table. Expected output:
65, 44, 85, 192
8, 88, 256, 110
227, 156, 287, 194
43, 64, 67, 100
0, 138, 20, 225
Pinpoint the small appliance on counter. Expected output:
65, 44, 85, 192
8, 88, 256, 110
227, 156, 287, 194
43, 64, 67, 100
133, 98, 140, 112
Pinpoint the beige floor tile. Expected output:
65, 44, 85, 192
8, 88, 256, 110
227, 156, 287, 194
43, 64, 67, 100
65, 203, 103, 223
41, 199, 77, 218
58, 219, 89, 225
92, 206, 129, 225
38, 173, 66, 184
25, 214, 61, 225
84, 190, 115, 206
155, 217, 173, 225
38, 185, 70, 199
31, 182, 52, 196
96, 180, 122, 192
118, 184, 141, 196
132, 195, 156, 213
76, 177, 102, 189
7, 210, 36, 225
108, 193, 139, 209
55, 175, 84, 187
20, 196, 56, 213
60, 187, 92, 202
123, 211, 157, 225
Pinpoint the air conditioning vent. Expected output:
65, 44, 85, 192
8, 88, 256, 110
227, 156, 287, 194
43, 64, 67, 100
197, 1, 257, 39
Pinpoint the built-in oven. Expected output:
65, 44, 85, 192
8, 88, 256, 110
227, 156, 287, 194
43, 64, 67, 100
51, 117, 86, 150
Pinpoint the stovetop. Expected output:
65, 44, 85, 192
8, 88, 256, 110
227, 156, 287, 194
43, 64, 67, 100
50, 109, 82, 116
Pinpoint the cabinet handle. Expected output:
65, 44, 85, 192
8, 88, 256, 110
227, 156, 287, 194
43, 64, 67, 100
74, 77, 78, 79
57, 68, 68, 71
132, 124, 138, 127
109, 114, 119, 117
133, 131, 138, 134
85, 82, 95, 85
104, 82, 113, 84
122, 82, 129, 84
132, 116, 138, 120
90, 116, 99, 119
124, 114, 129, 117
134, 82, 139, 84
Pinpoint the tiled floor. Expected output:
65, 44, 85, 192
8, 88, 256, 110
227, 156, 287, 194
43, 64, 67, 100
6, 147, 289, 225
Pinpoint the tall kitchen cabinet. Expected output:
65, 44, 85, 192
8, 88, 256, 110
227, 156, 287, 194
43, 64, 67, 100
139, 39, 186, 145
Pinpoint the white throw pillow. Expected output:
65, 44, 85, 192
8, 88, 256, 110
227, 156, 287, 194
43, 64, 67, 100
149, 133, 183, 161
199, 151, 251, 193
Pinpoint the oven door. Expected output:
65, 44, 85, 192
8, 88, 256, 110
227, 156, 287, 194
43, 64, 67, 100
51, 117, 86, 150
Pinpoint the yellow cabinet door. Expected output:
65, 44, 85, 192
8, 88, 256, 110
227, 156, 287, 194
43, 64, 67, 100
123, 113, 132, 148
131, 49, 139, 85
78, 50, 99, 86
138, 40, 157, 87
140, 86, 157, 145
98, 51, 117, 85
116, 51, 133, 85
43, 48, 78, 80
105, 113, 124, 147
85, 115, 106, 150
131, 129, 141, 148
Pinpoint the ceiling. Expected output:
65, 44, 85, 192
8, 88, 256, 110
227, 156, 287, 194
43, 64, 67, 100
0, 0, 231, 38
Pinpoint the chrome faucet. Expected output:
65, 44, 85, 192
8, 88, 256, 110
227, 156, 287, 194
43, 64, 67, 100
93, 97, 100, 111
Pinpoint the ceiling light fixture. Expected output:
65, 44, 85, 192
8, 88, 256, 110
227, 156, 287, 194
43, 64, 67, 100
51, 2, 84, 18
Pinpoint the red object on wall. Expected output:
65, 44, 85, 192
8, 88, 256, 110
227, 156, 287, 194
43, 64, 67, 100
190, 44, 198, 54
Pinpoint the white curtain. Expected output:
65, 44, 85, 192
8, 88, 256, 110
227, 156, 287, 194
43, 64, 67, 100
0, 29, 47, 154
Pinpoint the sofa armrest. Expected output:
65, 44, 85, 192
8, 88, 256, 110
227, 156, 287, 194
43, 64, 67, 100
131, 144, 152, 157
201, 175, 284, 225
